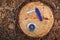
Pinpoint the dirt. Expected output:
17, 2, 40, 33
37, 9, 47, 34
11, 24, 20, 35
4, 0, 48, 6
0, 0, 60, 40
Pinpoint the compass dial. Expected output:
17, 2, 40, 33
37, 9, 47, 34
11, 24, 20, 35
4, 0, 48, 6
19, 1, 54, 38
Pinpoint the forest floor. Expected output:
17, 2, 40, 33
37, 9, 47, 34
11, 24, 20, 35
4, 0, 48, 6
0, 0, 60, 40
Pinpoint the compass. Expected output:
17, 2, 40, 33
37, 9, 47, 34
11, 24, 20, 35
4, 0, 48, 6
18, 1, 54, 38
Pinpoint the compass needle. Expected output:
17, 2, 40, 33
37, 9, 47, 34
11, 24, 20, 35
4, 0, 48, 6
35, 8, 43, 21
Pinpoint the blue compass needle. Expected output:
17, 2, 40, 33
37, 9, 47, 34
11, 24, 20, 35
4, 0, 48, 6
35, 8, 43, 21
